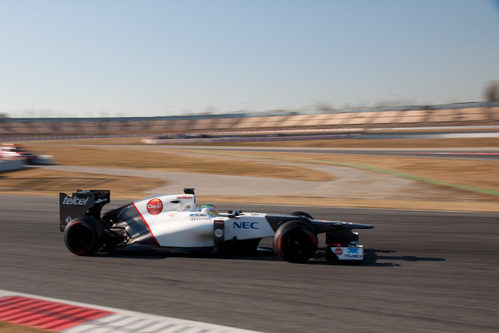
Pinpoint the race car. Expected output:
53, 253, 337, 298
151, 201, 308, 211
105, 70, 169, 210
59, 189, 374, 263
0, 144, 37, 164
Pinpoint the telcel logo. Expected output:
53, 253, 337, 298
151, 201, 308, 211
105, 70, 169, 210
62, 196, 89, 205
233, 222, 258, 229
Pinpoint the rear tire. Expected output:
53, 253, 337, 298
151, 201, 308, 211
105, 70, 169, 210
64, 216, 104, 256
274, 221, 317, 263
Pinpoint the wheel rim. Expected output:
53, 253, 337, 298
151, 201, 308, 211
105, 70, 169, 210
281, 229, 312, 259
67, 224, 94, 253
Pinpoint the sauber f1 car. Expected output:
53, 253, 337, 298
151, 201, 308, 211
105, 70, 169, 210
0, 144, 37, 164
59, 189, 374, 263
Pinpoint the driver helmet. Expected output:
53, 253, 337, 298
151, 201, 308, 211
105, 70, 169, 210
201, 204, 219, 217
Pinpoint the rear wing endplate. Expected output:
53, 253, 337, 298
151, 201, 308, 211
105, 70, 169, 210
59, 190, 110, 231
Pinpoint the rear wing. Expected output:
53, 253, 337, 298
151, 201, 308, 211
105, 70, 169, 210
59, 190, 110, 231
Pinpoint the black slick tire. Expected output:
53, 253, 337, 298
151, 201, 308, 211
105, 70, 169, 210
273, 221, 318, 263
64, 216, 104, 256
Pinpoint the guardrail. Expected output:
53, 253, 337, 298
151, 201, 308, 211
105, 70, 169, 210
35, 155, 53, 165
0, 160, 25, 172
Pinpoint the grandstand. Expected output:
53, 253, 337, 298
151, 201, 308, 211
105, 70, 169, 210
1, 103, 498, 139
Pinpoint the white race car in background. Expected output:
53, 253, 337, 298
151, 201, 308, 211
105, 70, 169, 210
59, 189, 374, 263
0, 144, 37, 164
0, 143, 53, 164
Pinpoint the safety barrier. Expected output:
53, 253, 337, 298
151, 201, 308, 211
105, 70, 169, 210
35, 155, 53, 165
0, 159, 25, 172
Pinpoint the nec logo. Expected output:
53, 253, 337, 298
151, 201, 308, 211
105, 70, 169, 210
233, 222, 258, 229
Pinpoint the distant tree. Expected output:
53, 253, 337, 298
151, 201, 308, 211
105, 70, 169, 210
485, 81, 499, 102
0, 113, 8, 120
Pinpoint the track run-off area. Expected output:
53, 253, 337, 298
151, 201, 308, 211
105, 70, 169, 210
149, 145, 499, 161
0, 195, 498, 332
96, 144, 499, 161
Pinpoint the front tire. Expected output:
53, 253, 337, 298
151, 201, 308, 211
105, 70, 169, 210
274, 221, 317, 263
64, 216, 104, 256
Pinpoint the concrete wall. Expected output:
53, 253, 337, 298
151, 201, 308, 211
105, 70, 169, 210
0, 160, 25, 172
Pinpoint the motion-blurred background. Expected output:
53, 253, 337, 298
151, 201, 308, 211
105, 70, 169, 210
0, 1, 498, 212
1, 2, 499, 333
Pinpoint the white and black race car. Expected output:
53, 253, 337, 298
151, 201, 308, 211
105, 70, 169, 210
59, 189, 374, 263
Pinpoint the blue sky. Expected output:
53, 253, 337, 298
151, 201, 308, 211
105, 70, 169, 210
0, 0, 498, 117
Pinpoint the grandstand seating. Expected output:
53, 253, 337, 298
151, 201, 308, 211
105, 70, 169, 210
301, 114, 330, 127
399, 110, 428, 123
492, 107, 499, 121
192, 118, 214, 130
0, 105, 498, 138
428, 109, 457, 123
345, 112, 376, 125
213, 117, 240, 130
258, 116, 288, 129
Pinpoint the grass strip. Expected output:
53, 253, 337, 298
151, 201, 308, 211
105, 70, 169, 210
304, 159, 499, 196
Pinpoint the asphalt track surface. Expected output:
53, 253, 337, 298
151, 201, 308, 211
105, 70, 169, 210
1, 195, 498, 332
